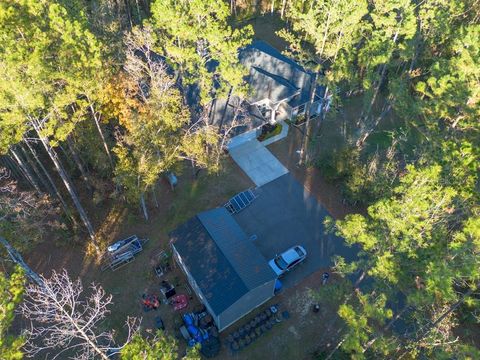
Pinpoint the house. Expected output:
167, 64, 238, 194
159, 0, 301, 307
209, 40, 325, 142
170, 207, 277, 332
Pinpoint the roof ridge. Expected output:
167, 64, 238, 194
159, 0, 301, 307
251, 66, 299, 91
197, 208, 275, 289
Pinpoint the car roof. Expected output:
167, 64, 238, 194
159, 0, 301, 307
281, 246, 303, 263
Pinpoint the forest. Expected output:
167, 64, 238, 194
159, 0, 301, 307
0, 0, 479, 359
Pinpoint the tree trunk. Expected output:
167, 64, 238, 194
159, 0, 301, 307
134, 0, 142, 23
325, 337, 346, 360
356, 102, 392, 149
124, 0, 133, 28
281, 0, 287, 18
2, 156, 25, 182
140, 193, 149, 221
10, 147, 41, 192
354, 269, 367, 288
357, 25, 401, 146
18, 143, 50, 194
363, 305, 411, 353
66, 136, 93, 191
413, 288, 475, 343
218, 86, 234, 134
151, 184, 159, 208
298, 71, 319, 165
89, 103, 114, 171
23, 139, 73, 221
32, 119, 98, 250
0, 236, 44, 287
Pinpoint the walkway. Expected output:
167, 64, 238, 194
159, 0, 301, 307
228, 139, 289, 187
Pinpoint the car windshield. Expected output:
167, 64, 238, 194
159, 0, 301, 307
295, 247, 304, 257
274, 255, 288, 270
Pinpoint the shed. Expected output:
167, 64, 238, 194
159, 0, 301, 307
170, 207, 276, 331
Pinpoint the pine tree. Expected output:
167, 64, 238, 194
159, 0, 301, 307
331, 165, 480, 356
280, 0, 369, 163
148, 0, 253, 107
0, 0, 107, 247
0, 267, 24, 360
121, 331, 200, 360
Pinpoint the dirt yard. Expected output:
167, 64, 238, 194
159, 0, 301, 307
218, 269, 346, 360
22, 124, 362, 359
24, 156, 253, 343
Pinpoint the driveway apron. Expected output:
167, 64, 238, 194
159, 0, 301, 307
228, 139, 289, 187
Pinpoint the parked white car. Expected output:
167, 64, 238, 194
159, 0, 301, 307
268, 245, 307, 276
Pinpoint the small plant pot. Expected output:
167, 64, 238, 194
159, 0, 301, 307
239, 326, 246, 336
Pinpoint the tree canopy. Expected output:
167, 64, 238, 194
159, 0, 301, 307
0, 267, 24, 360
0, 0, 479, 358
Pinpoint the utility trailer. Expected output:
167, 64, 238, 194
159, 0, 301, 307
101, 235, 148, 271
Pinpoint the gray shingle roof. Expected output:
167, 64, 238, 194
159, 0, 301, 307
248, 66, 299, 103
197, 208, 275, 289
170, 208, 275, 316
240, 41, 311, 100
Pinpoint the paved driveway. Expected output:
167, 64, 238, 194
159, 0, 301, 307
228, 139, 289, 187
233, 173, 358, 289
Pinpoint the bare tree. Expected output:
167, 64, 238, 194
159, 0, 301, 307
20, 270, 138, 360
0, 167, 64, 249
124, 26, 174, 98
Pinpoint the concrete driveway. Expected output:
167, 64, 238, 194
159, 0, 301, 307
228, 139, 289, 187
233, 173, 358, 289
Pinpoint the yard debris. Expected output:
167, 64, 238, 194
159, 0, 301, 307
171, 294, 188, 311
142, 294, 159, 312
180, 310, 220, 357
152, 249, 171, 278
